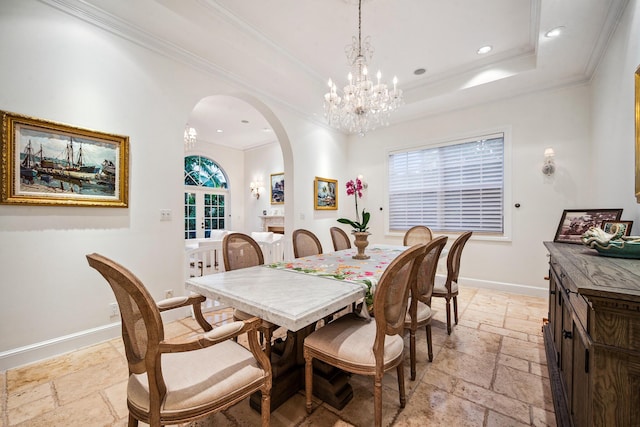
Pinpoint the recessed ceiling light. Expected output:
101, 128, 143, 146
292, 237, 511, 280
216, 129, 223, 133
414, 68, 427, 75
241, 119, 249, 124
545, 26, 565, 38
262, 127, 272, 132
477, 45, 492, 55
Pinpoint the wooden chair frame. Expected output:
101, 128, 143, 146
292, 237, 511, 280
405, 236, 448, 380
303, 244, 427, 427
432, 231, 473, 334
86, 253, 272, 427
222, 232, 278, 358
292, 229, 323, 258
403, 225, 433, 246
330, 226, 351, 251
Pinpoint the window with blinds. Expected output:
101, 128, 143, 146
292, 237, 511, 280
388, 134, 504, 233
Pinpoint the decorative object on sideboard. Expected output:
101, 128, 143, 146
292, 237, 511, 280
553, 208, 622, 244
581, 226, 640, 259
323, 0, 402, 136
542, 147, 555, 176
600, 220, 633, 236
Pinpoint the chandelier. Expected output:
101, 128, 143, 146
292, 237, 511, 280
184, 125, 197, 149
324, 0, 402, 136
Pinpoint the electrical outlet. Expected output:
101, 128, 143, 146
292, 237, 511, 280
160, 209, 172, 221
164, 289, 174, 299
109, 302, 119, 317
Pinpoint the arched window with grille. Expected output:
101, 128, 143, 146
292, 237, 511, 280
184, 155, 229, 239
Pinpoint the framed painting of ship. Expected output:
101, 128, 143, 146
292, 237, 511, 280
1, 110, 129, 207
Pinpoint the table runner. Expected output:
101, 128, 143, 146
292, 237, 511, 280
266, 245, 406, 313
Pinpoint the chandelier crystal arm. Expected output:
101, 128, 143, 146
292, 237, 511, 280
323, 0, 403, 136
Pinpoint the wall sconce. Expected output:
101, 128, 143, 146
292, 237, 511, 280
542, 148, 555, 176
250, 180, 264, 199
357, 174, 369, 189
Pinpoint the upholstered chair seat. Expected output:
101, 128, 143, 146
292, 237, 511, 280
128, 328, 266, 415
304, 314, 405, 368
304, 244, 427, 427
86, 253, 271, 427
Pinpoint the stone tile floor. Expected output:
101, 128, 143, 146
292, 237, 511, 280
1, 287, 556, 426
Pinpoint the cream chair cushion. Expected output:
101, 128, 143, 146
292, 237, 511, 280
404, 300, 433, 324
433, 276, 458, 294
128, 340, 266, 414
303, 314, 404, 368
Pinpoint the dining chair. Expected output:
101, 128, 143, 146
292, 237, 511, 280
432, 231, 473, 334
404, 235, 448, 380
403, 225, 433, 246
330, 226, 352, 251
86, 253, 272, 427
223, 232, 278, 358
303, 243, 427, 427
292, 228, 323, 258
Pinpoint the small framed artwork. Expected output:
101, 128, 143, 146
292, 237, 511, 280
601, 220, 633, 236
554, 208, 623, 244
314, 176, 337, 210
1, 110, 129, 207
270, 172, 284, 204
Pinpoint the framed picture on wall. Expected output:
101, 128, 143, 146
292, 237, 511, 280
270, 172, 284, 204
601, 220, 633, 236
0, 110, 129, 207
314, 176, 337, 210
553, 208, 623, 244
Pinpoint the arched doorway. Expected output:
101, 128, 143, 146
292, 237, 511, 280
184, 94, 293, 238
184, 155, 229, 239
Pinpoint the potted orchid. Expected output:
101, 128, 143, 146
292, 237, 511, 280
338, 177, 371, 259
337, 177, 370, 232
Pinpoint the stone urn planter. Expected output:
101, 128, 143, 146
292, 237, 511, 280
352, 231, 371, 260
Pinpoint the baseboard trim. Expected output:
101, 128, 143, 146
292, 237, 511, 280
443, 275, 549, 299
0, 322, 121, 371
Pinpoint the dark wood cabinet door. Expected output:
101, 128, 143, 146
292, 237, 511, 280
571, 325, 590, 426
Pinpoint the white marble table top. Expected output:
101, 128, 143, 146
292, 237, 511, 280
186, 265, 365, 331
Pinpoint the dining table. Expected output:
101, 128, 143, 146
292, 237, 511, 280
185, 244, 410, 412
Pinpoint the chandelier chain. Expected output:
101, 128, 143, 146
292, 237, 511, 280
323, 0, 403, 136
357, 0, 362, 56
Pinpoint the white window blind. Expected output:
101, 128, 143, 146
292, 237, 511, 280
388, 134, 504, 233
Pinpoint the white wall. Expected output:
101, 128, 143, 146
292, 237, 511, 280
0, 0, 337, 369
1, 0, 638, 370
590, 0, 640, 227
244, 142, 284, 233
348, 84, 593, 294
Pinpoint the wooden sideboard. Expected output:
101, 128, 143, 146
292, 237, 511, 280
543, 242, 640, 426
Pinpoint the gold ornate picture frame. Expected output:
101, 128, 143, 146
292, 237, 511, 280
636, 65, 640, 203
314, 176, 338, 210
1, 110, 129, 207
270, 172, 284, 204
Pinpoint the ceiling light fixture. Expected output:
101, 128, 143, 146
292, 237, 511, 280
477, 45, 492, 54
323, 0, 402, 136
184, 125, 197, 150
